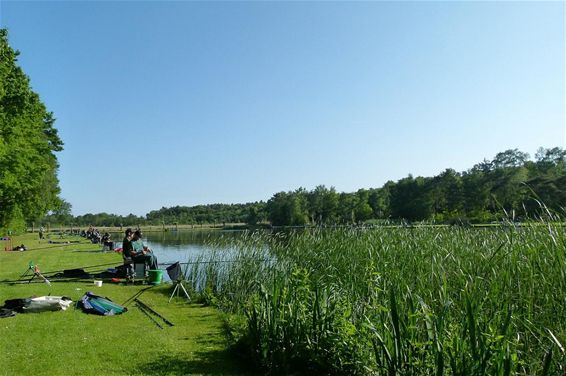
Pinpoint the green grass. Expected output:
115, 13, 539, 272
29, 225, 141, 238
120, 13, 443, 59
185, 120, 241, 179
0, 233, 247, 376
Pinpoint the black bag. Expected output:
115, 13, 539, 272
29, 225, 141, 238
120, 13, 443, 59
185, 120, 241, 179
114, 264, 130, 278
3, 299, 27, 312
62, 268, 91, 278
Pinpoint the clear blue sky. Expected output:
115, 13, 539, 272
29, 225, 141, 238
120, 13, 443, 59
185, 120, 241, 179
1, 1, 564, 216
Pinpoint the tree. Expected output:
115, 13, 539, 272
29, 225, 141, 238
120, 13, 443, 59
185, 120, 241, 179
245, 202, 267, 225
0, 29, 63, 230
492, 168, 529, 213
492, 149, 530, 169
533, 147, 566, 176
430, 168, 463, 219
267, 189, 309, 226
337, 192, 356, 224
353, 189, 373, 222
389, 175, 433, 221
368, 184, 391, 219
44, 199, 73, 225
307, 185, 338, 224
461, 169, 492, 220
535, 147, 566, 165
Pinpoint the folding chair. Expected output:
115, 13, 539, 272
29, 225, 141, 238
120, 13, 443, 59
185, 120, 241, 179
123, 255, 147, 283
134, 262, 147, 279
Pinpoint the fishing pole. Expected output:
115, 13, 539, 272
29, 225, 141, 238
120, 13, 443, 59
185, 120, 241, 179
27, 242, 92, 252
160, 258, 270, 266
1, 277, 92, 285
1, 262, 121, 285
134, 298, 174, 327
3, 271, 133, 285
31, 261, 120, 276
123, 286, 154, 306
135, 302, 163, 329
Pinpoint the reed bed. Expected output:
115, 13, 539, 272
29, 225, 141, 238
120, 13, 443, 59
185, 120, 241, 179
184, 224, 565, 375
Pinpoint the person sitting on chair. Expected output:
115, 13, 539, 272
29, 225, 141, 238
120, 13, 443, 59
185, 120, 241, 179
131, 230, 158, 270
122, 228, 135, 259
101, 232, 113, 250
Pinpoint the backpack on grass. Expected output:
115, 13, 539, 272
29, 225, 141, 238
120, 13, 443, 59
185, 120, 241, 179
77, 292, 127, 316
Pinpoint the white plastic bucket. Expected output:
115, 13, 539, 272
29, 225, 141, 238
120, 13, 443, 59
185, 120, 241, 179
94, 280, 103, 287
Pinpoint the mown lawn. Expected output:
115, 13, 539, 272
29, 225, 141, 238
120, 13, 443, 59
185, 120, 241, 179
0, 233, 247, 375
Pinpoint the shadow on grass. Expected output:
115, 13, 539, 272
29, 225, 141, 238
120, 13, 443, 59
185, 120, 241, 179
135, 349, 252, 375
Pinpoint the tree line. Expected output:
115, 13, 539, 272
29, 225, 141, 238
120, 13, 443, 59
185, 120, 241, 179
43, 146, 566, 228
44, 203, 260, 228
264, 147, 566, 226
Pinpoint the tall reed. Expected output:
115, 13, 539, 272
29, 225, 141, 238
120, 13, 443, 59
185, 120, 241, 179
185, 223, 566, 374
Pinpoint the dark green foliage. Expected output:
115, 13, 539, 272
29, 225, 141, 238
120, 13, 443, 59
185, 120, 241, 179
389, 175, 433, 221
264, 147, 566, 226
146, 202, 266, 226
42, 202, 266, 228
0, 29, 63, 231
267, 189, 309, 226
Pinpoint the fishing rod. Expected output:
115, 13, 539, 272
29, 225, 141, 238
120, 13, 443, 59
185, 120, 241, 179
27, 242, 92, 252
33, 261, 120, 276
123, 286, 154, 306
160, 258, 270, 266
1, 277, 95, 285
135, 302, 164, 329
134, 298, 174, 327
0, 261, 122, 285
3, 271, 131, 285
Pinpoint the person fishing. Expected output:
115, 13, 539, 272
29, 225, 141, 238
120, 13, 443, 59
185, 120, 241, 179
101, 232, 113, 250
130, 230, 158, 270
122, 228, 135, 258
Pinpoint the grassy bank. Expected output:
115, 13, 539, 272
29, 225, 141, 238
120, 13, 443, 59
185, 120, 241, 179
0, 233, 246, 375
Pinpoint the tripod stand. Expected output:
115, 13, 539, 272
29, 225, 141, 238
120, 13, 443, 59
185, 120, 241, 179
169, 280, 191, 303
166, 262, 190, 303
20, 261, 51, 285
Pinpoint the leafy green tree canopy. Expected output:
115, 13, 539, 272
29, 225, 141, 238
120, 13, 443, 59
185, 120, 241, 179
0, 29, 63, 231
